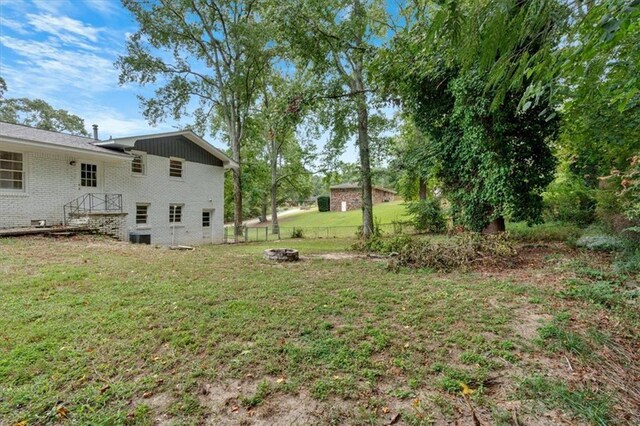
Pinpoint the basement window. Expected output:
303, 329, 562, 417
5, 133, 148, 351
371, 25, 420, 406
169, 158, 184, 178
202, 210, 211, 227
169, 204, 183, 224
80, 163, 97, 187
136, 204, 149, 225
0, 150, 24, 190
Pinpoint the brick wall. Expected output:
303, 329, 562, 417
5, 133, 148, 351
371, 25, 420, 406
103, 154, 225, 246
0, 148, 102, 228
330, 187, 395, 212
82, 213, 128, 240
1, 142, 225, 245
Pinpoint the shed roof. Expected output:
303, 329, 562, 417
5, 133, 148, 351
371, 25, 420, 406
0, 121, 130, 159
330, 182, 396, 194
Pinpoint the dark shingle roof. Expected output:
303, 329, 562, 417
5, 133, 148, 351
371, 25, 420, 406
0, 121, 127, 156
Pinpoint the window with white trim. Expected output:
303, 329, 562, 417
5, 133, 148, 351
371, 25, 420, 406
136, 204, 149, 225
202, 210, 211, 227
131, 153, 145, 175
0, 150, 24, 190
80, 163, 97, 187
169, 158, 183, 178
169, 204, 183, 223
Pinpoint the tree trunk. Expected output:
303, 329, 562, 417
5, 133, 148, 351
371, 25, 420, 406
482, 216, 506, 234
355, 86, 373, 239
270, 147, 279, 235
260, 194, 267, 223
229, 123, 243, 237
419, 177, 427, 200
232, 168, 243, 236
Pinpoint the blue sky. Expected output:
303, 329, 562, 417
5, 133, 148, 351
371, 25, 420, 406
0, 0, 187, 139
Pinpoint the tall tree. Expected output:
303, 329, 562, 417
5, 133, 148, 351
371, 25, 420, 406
117, 0, 272, 236
377, 1, 560, 232
259, 74, 313, 234
270, 0, 388, 238
0, 77, 88, 136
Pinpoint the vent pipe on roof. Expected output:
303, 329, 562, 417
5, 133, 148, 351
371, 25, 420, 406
92, 124, 99, 141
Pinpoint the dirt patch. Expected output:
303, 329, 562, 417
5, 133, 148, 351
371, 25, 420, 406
310, 252, 365, 260
513, 309, 552, 341
198, 380, 326, 425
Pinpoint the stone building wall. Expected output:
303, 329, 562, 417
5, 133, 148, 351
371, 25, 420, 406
329, 187, 396, 212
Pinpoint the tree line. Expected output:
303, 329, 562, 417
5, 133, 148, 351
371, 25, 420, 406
2, 0, 638, 238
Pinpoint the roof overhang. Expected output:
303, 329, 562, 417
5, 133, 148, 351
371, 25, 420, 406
0, 136, 132, 162
101, 130, 238, 169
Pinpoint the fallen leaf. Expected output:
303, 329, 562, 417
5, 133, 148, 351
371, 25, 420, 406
56, 405, 69, 419
142, 392, 153, 398
99, 384, 110, 394
381, 406, 390, 414
231, 405, 240, 413
276, 377, 285, 383
12, 421, 27, 426
459, 382, 475, 395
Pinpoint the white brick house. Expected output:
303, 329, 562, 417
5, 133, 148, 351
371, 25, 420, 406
0, 122, 236, 245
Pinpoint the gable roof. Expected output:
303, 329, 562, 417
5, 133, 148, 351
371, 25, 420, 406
330, 182, 397, 194
0, 121, 130, 159
101, 130, 238, 169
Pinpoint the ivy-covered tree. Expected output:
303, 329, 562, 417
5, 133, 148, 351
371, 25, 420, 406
377, 2, 560, 232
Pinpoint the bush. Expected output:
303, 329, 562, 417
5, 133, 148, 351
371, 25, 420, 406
317, 196, 330, 212
406, 198, 446, 233
508, 221, 582, 243
291, 228, 304, 238
575, 235, 625, 252
543, 178, 596, 225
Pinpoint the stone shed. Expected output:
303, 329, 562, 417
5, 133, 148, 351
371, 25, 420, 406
329, 183, 396, 212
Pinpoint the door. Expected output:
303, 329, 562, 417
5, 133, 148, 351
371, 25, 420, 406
202, 209, 213, 242
341, 201, 347, 212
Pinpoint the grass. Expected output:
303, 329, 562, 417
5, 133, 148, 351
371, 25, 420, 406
507, 220, 583, 242
0, 235, 638, 424
248, 200, 410, 239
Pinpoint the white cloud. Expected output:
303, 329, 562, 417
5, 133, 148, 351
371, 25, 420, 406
26, 13, 102, 45
83, 0, 120, 16
0, 18, 30, 35
0, 35, 119, 98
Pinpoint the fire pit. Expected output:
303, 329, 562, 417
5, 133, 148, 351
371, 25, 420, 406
263, 248, 300, 262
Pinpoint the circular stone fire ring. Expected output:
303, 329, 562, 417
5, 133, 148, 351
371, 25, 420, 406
263, 248, 300, 262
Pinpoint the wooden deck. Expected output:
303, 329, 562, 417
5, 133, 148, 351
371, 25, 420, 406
0, 226, 94, 238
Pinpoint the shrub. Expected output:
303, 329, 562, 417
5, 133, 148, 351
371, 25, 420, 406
317, 196, 330, 212
575, 235, 625, 252
543, 178, 596, 225
291, 228, 304, 238
406, 198, 446, 233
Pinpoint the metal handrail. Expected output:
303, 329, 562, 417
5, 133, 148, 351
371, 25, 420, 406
63, 193, 123, 225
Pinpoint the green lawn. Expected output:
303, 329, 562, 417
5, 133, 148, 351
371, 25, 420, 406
248, 200, 411, 239
0, 236, 637, 425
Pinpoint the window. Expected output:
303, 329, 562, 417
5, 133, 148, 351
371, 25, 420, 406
169, 158, 183, 178
80, 163, 97, 187
202, 210, 211, 227
136, 204, 149, 225
169, 204, 183, 223
131, 153, 145, 175
0, 151, 24, 190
